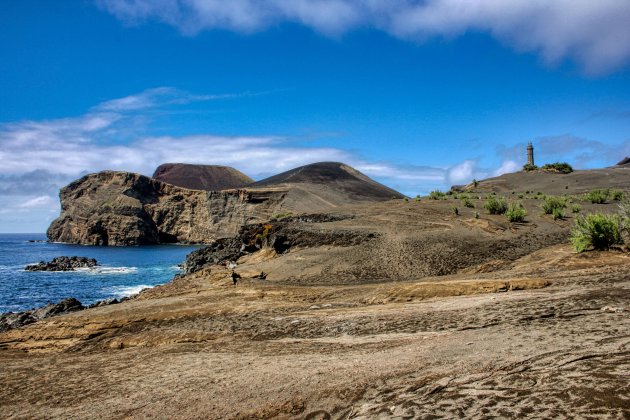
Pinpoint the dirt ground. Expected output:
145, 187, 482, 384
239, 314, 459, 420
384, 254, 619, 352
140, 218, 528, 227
1, 197, 629, 419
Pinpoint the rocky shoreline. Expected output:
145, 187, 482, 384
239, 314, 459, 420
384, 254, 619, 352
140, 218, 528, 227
0, 296, 126, 333
25, 256, 98, 272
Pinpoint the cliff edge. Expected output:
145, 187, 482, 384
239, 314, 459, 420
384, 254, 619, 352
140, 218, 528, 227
47, 171, 286, 245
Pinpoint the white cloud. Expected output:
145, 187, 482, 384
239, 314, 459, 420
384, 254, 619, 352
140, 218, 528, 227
98, 0, 630, 74
0, 88, 456, 207
493, 160, 519, 177
448, 159, 476, 184
18, 195, 55, 209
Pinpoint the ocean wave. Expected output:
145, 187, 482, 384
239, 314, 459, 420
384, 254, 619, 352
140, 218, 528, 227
108, 284, 153, 297
77, 266, 139, 275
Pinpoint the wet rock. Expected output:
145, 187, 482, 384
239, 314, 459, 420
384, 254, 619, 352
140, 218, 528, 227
25, 256, 98, 272
0, 297, 85, 333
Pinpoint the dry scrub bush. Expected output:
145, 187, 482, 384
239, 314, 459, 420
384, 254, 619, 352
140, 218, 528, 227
571, 214, 621, 252
506, 202, 527, 223
484, 196, 508, 215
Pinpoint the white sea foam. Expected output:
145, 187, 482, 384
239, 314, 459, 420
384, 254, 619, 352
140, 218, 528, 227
109, 284, 153, 297
78, 266, 139, 275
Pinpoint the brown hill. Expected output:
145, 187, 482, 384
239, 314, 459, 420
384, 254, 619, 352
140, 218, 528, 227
616, 157, 630, 166
251, 162, 405, 204
471, 165, 630, 195
152, 163, 253, 191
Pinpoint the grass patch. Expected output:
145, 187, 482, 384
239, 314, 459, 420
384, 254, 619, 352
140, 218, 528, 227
541, 162, 573, 174
506, 202, 527, 223
541, 196, 567, 215
484, 196, 508, 215
585, 189, 609, 204
429, 190, 446, 200
571, 213, 621, 252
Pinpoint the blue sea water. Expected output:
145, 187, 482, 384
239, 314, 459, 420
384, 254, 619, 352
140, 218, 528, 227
0, 233, 201, 313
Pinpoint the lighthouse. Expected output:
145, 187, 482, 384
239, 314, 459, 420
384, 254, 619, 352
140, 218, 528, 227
527, 142, 535, 166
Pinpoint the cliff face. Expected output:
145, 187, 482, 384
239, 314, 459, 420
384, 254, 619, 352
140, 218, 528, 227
47, 171, 286, 246
152, 163, 254, 191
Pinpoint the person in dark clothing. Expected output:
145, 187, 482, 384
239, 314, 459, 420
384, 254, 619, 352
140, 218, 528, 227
231, 270, 240, 286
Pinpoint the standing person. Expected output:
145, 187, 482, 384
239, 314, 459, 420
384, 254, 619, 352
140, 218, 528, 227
231, 270, 240, 286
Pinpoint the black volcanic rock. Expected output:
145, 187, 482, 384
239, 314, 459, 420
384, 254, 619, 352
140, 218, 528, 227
616, 157, 630, 166
153, 163, 254, 191
0, 298, 85, 332
25, 256, 98, 272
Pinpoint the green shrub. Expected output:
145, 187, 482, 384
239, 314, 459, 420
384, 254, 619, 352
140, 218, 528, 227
429, 190, 446, 200
404, 197, 409, 202
462, 198, 475, 208
472, 179, 479, 188
414, 195, 421, 202
474, 211, 480, 219
552, 207, 566, 220
541, 162, 573, 174
484, 196, 508, 215
611, 189, 624, 201
585, 189, 609, 204
571, 204, 581, 213
570, 213, 621, 252
451, 206, 459, 216
523, 163, 538, 172
517, 193, 524, 199
541, 196, 567, 215
506, 202, 527, 222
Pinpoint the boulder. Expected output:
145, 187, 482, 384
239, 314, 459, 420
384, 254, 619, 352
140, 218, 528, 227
25, 256, 98, 271
0, 297, 85, 333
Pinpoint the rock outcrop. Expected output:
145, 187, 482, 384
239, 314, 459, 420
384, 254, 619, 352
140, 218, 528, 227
25, 256, 98, 272
47, 163, 404, 246
0, 298, 84, 332
152, 163, 254, 191
47, 171, 288, 246
182, 215, 376, 274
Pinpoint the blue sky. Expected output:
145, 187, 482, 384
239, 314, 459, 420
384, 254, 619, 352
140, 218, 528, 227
1, 0, 630, 232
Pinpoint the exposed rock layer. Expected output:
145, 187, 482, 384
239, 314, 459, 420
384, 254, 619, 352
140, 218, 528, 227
47, 171, 289, 246
182, 214, 373, 274
152, 163, 254, 191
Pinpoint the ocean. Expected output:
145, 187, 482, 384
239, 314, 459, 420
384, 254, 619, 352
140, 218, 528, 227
0, 233, 201, 313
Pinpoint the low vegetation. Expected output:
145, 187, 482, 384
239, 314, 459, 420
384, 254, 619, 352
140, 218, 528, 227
506, 202, 527, 222
570, 200, 630, 253
571, 213, 621, 252
541, 196, 567, 215
429, 190, 446, 200
541, 162, 573, 174
585, 189, 609, 204
484, 196, 508, 215
522, 163, 538, 172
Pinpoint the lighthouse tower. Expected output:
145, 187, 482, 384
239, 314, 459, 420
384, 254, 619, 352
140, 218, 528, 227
527, 142, 535, 166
